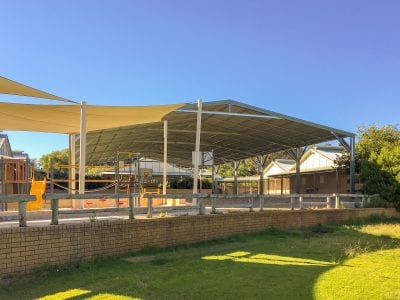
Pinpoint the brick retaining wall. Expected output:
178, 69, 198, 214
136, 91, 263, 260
0, 208, 399, 278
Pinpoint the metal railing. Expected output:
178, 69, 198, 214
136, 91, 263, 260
143, 193, 370, 217
43, 193, 140, 225
0, 193, 371, 227
143, 193, 208, 218
0, 195, 36, 227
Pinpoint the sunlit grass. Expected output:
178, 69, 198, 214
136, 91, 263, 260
38, 289, 140, 300
88, 294, 141, 299
38, 288, 91, 300
203, 252, 335, 267
314, 248, 400, 300
358, 223, 400, 239
0, 216, 399, 300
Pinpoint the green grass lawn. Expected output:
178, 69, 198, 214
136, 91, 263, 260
1, 215, 399, 300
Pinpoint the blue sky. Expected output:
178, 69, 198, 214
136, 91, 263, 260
1, 0, 399, 159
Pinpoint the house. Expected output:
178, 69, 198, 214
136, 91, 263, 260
0, 133, 31, 196
264, 145, 361, 194
217, 145, 361, 195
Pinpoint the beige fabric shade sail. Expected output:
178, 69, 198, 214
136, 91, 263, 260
0, 76, 75, 103
0, 102, 186, 134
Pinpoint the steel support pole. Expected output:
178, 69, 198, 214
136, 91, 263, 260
192, 99, 202, 204
25, 157, 30, 195
115, 152, 120, 207
295, 147, 301, 194
233, 161, 239, 195
69, 134, 76, 193
350, 136, 356, 194
69, 134, 77, 207
258, 155, 267, 196
163, 120, 168, 195
78, 101, 87, 209
212, 165, 217, 194
137, 155, 141, 196
50, 160, 54, 194
0, 157, 4, 211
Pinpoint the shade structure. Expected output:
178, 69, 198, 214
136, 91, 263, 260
84, 100, 354, 166
0, 76, 74, 103
0, 102, 185, 134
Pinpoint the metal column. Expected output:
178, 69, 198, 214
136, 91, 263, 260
350, 136, 356, 193
331, 132, 356, 194
258, 155, 268, 196
163, 120, 168, 195
233, 161, 239, 195
69, 134, 77, 207
192, 99, 202, 204
25, 157, 30, 195
115, 152, 120, 207
295, 148, 301, 194
0, 157, 4, 211
78, 101, 87, 209
211, 150, 217, 194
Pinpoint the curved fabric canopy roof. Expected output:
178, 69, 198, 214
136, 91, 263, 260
0, 102, 185, 134
83, 100, 354, 166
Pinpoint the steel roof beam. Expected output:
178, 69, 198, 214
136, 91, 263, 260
176, 109, 281, 119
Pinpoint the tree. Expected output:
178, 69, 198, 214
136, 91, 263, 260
39, 149, 69, 173
361, 141, 400, 204
217, 158, 257, 178
337, 124, 400, 208
357, 125, 400, 159
216, 151, 291, 178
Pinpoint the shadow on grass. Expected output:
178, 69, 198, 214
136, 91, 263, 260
0, 215, 399, 300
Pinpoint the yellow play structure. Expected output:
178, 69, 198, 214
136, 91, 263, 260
27, 178, 46, 210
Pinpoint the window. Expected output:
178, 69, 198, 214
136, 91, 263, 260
302, 177, 306, 185
320, 175, 324, 184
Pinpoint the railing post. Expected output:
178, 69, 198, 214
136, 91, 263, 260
129, 195, 135, 219
299, 196, 303, 209
147, 196, 153, 218
361, 195, 366, 208
335, 195, 340, 209
290, 197, 295, 210
259, 196, 264, 212
18, 201, 27, 227
326, 196, 330, 209
249, 197, 254, 212
51, 199, 59, 225
199, 197, 205, 215
211, 196, 216, 214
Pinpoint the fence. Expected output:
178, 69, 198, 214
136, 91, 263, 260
0, 195, 36, 226
0, 192, 371, 227
43, 193, 140, 225
142, 193, 370, 217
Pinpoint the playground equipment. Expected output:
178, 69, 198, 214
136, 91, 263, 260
49, 151, 142, 194
27, 178, 46, 210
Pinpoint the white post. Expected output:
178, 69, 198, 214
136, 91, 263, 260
335, 195, 340, 209
163, 120, 168, 196
78, 101, 87, 209
69, 134, 77, 208
192, 99, 203, 204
